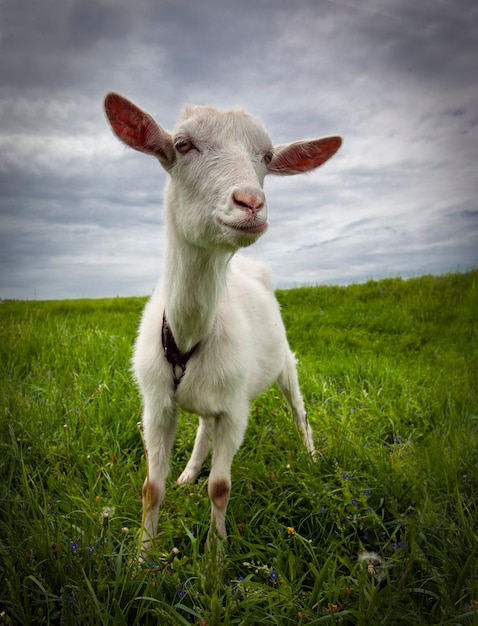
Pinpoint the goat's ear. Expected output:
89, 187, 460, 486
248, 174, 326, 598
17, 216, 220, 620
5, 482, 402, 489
268, 136, 342, 176
104, 92, 175, 168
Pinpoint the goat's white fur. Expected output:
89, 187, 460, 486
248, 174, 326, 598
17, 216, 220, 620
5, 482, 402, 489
104, 93, 342, 553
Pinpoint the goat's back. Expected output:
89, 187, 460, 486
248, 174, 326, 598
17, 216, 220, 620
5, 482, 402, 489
230, 255, 275, 293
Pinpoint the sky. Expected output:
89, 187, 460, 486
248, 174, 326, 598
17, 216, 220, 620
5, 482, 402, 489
1, 0, 477, 300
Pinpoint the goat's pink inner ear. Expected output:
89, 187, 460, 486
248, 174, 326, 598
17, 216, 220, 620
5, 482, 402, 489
269, 136, 342, 175
104, 92, 172, 162
104, 93, 148, 148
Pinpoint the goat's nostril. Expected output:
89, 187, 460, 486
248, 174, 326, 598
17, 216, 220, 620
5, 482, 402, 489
233, 191, 265, 213
234, 196, 250, 210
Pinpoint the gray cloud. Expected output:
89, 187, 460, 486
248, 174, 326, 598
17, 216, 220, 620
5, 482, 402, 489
0, 0, 477, 299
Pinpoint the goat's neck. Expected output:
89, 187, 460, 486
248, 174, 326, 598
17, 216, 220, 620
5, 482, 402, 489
162, 232, 231, 353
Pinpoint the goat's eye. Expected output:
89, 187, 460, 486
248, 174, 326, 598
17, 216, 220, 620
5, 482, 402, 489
264, 151, 273, 165
175, 139, 194, 154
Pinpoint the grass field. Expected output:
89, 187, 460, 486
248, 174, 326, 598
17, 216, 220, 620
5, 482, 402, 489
1, 270, 477, 625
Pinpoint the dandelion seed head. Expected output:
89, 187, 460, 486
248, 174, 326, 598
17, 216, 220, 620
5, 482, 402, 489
358, 550, 386, 584
101, 506, 115, 519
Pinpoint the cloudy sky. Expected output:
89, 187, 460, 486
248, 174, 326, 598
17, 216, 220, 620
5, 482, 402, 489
1, 0, 477, 300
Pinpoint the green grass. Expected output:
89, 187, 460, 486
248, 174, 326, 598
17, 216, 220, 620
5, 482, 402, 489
1, 271, 477, 625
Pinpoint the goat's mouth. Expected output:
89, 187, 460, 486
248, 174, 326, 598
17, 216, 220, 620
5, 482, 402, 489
218, 218, 268, 236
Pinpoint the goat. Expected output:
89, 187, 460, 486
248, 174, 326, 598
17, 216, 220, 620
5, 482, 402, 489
104, 92, 342, 554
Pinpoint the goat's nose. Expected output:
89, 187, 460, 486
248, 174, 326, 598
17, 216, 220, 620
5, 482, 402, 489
232, 190, 265, 213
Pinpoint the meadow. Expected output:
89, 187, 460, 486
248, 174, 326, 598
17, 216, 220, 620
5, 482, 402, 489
1, 270, 477, 625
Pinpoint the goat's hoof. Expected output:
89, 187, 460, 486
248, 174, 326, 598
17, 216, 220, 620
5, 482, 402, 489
176, 469, 197, 485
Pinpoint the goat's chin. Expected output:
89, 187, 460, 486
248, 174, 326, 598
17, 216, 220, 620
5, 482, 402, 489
217, 218, 268, 247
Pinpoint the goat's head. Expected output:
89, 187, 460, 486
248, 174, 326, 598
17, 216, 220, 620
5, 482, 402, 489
104, 93, 342, 250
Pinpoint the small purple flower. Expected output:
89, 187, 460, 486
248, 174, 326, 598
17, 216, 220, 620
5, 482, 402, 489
352, 499, 359, 508
177, 588, 186, 600
232, 576, 244, 596
340, 472, 351, 481
363, 489, 371, 497
269, 570, 278, 582
320, 505, 326, 512
69, 542, 78, 551
63, 594, 77, 608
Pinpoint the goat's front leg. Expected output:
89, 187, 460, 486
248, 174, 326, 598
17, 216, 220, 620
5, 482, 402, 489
176, 416, 213, 485
207, 408, 248, 542
140, 404, 178, 556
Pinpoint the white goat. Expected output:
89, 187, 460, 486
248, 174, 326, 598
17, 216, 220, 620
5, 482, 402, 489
104, 92, 341, 553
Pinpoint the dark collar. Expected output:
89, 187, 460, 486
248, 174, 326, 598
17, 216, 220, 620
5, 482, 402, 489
162, 311, 200, 391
